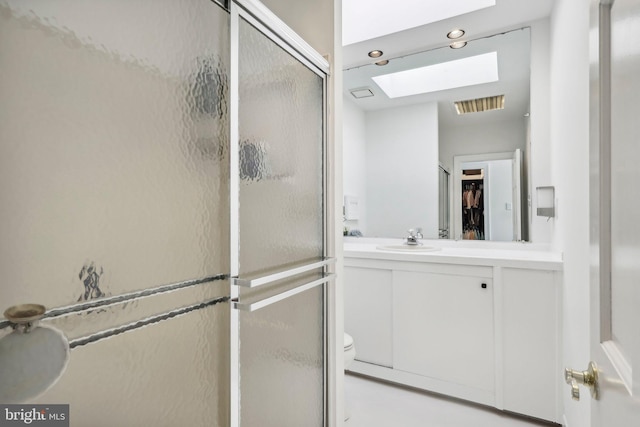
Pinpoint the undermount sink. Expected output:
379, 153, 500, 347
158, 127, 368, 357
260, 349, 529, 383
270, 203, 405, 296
377, 244, 440, 252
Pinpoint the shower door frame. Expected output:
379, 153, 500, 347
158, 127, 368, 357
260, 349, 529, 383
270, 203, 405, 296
228, 1, 335, 426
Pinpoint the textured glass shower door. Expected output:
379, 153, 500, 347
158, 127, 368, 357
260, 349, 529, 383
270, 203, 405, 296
230, 5, 330, 427
0, 1, 231, 425
1, 0, 330, 425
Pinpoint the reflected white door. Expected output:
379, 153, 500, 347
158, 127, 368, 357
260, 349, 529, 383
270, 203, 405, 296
512, 149, 522, 241
589, 0, 640, 425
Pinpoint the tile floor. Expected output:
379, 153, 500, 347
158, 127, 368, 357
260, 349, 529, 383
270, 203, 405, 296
345, 374, 558, 427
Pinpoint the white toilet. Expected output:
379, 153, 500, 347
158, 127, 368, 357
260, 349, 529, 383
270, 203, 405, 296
344, 332, 356, 369
344, 333, 356, 421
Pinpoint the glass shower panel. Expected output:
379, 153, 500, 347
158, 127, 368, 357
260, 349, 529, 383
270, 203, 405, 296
0, 1, 230, 425
34, 303, 229, 427
237, 17, 325, 427
0, 0, 229, 306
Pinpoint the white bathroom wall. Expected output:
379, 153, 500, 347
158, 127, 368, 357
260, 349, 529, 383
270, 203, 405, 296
261, 0, 335, 59
439, 119, 526, 172
342, 95, 368, 235
365, 102, 439, 238
548, 0, 591, 426
529, 18, 554, 244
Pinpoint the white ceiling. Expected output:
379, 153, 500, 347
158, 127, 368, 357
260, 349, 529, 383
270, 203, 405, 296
342, 0, 496, 46
343, 0, 554, 68
342, 0, 555, 127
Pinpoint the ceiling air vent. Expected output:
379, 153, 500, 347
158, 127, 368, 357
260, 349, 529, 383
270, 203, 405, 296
350, 87, 374, 99
454, 94, 504, 114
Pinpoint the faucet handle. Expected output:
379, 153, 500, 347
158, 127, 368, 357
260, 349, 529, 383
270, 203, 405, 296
406, 228, 423, 245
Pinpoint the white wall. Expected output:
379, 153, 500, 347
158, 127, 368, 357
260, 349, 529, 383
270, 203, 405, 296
342, 95, 368, 235
548, 0, 591, 426
439, 119, 526, 173
365, 102, 439, 238
261, 0, 335, 58
529, 18, 554, 244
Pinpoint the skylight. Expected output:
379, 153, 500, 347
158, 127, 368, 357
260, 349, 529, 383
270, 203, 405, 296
342, 0, 496, 46
372, 52, 499, 99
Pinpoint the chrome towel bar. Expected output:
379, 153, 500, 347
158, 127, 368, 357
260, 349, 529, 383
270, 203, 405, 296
232, 258, 335, 288
0, 274, 228, 330
69, 296, 229, 348
233, 274, 334, 312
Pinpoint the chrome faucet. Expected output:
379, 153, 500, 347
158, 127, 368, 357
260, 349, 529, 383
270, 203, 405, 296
406, 228, 423, 245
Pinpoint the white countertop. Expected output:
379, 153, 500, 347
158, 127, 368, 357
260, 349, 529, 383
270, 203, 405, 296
343, 237, 563, 270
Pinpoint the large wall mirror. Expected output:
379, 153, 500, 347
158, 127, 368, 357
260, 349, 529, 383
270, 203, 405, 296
343, 27, 530, 241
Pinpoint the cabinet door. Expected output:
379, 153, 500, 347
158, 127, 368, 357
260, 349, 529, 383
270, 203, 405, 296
344, 266, 393, 367
501, 268, 559, 422
393, 270, 494, 392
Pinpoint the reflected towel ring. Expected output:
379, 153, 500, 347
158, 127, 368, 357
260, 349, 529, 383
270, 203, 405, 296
0, 305, 70, 403
4, 303, 46, 333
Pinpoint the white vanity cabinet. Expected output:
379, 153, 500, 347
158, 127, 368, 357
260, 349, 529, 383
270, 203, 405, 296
344, 266, 393, 367
393, 267, 495, 405
499, 267, 560, 422
343, 246, 562, 424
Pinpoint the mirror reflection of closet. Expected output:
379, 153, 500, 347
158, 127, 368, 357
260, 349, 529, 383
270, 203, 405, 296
461, 169, 485, 240
453, 150, 525, 242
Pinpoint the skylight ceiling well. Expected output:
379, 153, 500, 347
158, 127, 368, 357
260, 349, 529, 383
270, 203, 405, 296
372, 52, 499, 99
343, 0, 496, 46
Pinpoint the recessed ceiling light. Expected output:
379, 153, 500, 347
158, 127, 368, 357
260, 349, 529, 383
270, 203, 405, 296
375, 60, 389, 66
372, 52, 499, 99
447, 29, 465, 39
449, 41, 468, 49
368, 50, 383, 58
